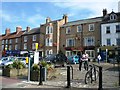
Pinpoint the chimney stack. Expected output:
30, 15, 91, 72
16, 26, 22, 34
103, 9, 107, 17
63, 14, 68, 24
5, 28, 10, 35
46, 17, 51, 23
26, 26, 30, 32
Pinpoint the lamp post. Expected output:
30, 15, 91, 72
106, 49, 108, 63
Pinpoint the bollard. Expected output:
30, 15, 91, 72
98, 66, 102, 90
66, 66, 71, 88
70, 65, 73, 79
39, 65, 43, 85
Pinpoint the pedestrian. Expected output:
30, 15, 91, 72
97, 53, 101, 64
82, 52, 89, 71
77, 52, 82, 71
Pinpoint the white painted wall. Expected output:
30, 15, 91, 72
101, 23, 120, 46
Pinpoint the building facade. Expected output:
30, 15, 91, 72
60, 17, 102, 60
100, 9, 120, 60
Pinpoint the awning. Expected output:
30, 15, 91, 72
100, 46, 116, 50
65, 47, 83, 51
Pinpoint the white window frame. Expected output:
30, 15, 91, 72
32, 43, 36, 49
110, 14, 117, 20
46, 26, 53, 34
85, 50, 95, 58
66, 27, 71, 34
24, 43, 27, 50
77, 25, 82, 32
66, 51, 74, 57
106, 38, 111, 46
45, 49, 53, 56
2, 40, 4, 44
84, 37, 95, 46
15, 44, 18, 50
45, 38, 53, 46
6, 39, 8, 44
66, 38, 75, 47
2, 45, 4, 50
9, 45, 12, 50
106, 26, 110, 34
33, 35, 36, 41
24, 36, 27, 42
9, 39, 12, 44
16, 38, 18, 43
89, 24, 94, 31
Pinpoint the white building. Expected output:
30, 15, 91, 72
101, 9, 120, 47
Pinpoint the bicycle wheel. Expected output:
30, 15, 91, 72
85, 71, 92, 84
92, 69, 99, 81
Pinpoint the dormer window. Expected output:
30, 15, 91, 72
110, 14, 117, 20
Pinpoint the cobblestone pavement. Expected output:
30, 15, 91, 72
1, 62, 120, 89
23, 62, 119, 89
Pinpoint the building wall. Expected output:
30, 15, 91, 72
101, 22, 120, 46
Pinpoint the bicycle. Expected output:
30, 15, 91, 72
84, 64, 99, 84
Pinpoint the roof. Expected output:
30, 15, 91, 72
22, 27, 40, 35
1, 31, 25, 40
62, 17, 102, 27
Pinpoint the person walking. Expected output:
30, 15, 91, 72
77, 52, 82, 71
97, 53, 101, 64
82, 52, 89, 71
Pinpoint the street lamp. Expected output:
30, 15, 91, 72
106, 49, 108, 63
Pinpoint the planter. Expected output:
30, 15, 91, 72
30, 70, 39, 81
2, 68, 28, 78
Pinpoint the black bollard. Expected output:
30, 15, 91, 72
66, 66, 70, 88
98, 66, 103, 90
39, 65, 43, 85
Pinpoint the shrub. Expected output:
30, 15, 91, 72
31, 64, 39, 71
5, 64, 13, 69
12, 60, 26, 69
39, 60, 47, 67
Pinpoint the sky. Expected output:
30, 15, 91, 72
1, 0, 120, 34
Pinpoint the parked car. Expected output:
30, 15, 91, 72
45, 53, 68, 67
0, 57, 15, 66
15, 57, 26, 65
67, 55, 79, 64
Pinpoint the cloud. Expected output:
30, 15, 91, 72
52, 0, 119, 19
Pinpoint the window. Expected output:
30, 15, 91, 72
6, 39, 8, 44
46, 26, 53, 34
9, 39, 12, 44
45, 38, 53, 46
9, 45, 12, 50
24, 43, 27, 49
66, 27, 71, 34
106, 39, 111, 46
66, 38, 75, 47
45, 49, 53, 56
116, 25, 120, 33
2, 40, 4, 44
33, 35, 36, 41
77, 25, 82, 32
106, 26, 110, 34
32, 43, 36, 49
16, 38, 18, 43
110, 14, 117, 20
89, 24, 94, 31
15, 45, 18, 50
85, 50, 95, 58
2, 45, 4, 50
116, 38, 120, 46
24, 36, 27, 42
84, 37, 95, 46
66, 51, 74, 57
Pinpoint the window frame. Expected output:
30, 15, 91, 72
89, 24, 94, 31
66, 27, 71, 34
77, 25, 82, 32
